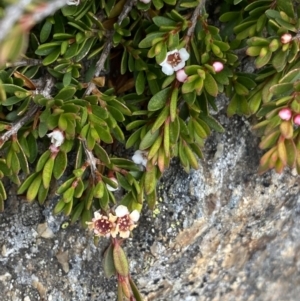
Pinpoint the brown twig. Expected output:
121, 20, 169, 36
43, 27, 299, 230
83, 0, 137, 96
0, 75, 55, 147
80, 139, 98, 181
5, 58, 43, 68
186, 0, 207, 39
0, 0, 70, 43
0, 103, 39, 147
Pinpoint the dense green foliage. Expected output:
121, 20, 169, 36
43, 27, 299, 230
0, 0, 300, 299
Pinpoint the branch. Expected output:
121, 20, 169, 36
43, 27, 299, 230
0, 104, 39, 147
83, 0, 137, 96
0, 76, 55, 147
5, 58, 43, 68
80, 139, 98, 181
0, 0, 70, 43
0, 0, 33, 43
186, 0, 207, 39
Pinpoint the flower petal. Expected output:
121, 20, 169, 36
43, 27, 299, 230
173, 61, 186, 72
130, 210, 140, 222
115, 205, 129, 217
161, 63, 174, 75
119, 230, 130, 239
132, 151, 144, 164
94, 211, 102, 219
179, 48, 190, 61
132, 150, 148, 166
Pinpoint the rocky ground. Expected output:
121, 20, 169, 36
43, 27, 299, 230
1, 93, 300, 301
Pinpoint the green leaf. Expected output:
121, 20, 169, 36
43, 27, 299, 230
53, 199, 66, 215
26, 174, 42, 202
139, 32, 165, 48
153, 16, 177, 27
94, 144, 110, 165
70, 201, 84, 223
269, 83, 293, 96
126, 128, 143, 149
199, 113, 225, 133
53, 151, 67, 179
140, 129, 160, 150
103, 243, 116, 278
42, 47, 61, 66
204, 73, 218, 97
129, 278, 144, 301
17, 173, 37, 195
43, 157, 54, 189
94, 124, 113, 144
136, 71, 145, 95
113, 243, 129, 276
16, 143, 29, 174
110, 158, 142, 171
2, 96, 24, 106
219, 11, 241, 22
116, 173, 133, 191
144, 167, 157, 195
61, 4, 78, 16
36, 150, 51, 172
272, 50, 288, 72
74, 37, 96, 62
148, 87, 171, 111
277, 0, 294, 18
169, 117, 180, 144
151, 106, 169, 133
57, 177, 75, 194
259, 130, 281, 149
279, 69, 300, 84
38, 184, 49, 205
40, 19, 52, 43
255, 50, 272, 68
55, 86, 76, 101
2, 84, 27, 94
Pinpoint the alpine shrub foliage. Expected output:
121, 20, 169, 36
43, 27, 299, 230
0, 0, 300, 298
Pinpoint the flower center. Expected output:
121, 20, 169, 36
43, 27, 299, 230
94, 218, 113, 235
118, 215, 131, 232
167, 52, 181, 67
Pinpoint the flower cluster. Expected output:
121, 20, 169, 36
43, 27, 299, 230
159, 49, 224, 82
160, 48, 190, 76
87, 205, 140, 239
278, 108, 300, 125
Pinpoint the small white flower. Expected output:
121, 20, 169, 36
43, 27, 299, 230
47, 130, 64, 147
86, 211, 117, 238
160, 48, 190, 76
140, 0, 151, 3
106, 178, 119, 192
132, 150, 148, 167
115, 205, 129, 217
115, 205, 140, 238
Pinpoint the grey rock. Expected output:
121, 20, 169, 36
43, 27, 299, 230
0, 95, 300, 301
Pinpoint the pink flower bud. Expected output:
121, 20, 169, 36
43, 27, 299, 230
212, 61, 224, 73
280, 33, 292, 44
176, 69, 188, 82
279, 108, 292, 120
294, 114, 300, 125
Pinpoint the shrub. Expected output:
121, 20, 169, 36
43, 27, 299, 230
0, 0, 299, 298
